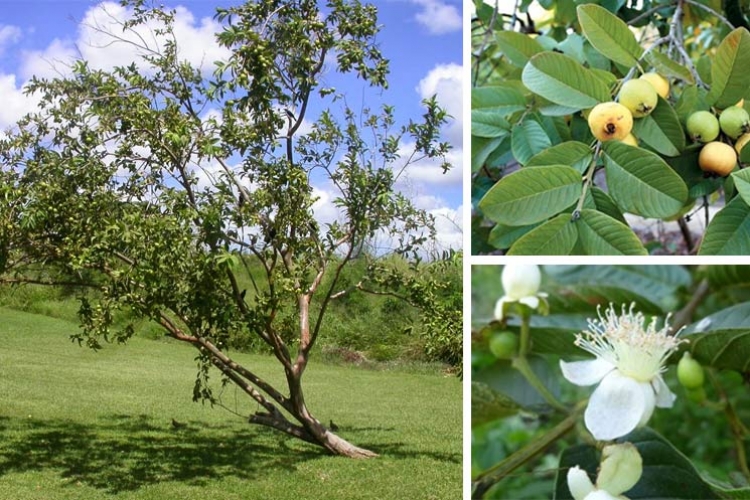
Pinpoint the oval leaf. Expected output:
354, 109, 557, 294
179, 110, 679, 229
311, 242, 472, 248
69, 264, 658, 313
522, 52, 611, 110
645, 51, 694, 84
577, 4, 643, 68
511, 119, 552, 165
706, 28, 750, 109
472, 86, 527, 114
526, 141, 593, 174
479, 165, 582, 226
471, 110, 510, 138
471, 381, 521, 427
576, 209, 648, 255
507, 213, 578, 255
632, 95, 685, 157
698, 195, 750, 255
731, 168, 750, 206
602, 141, 688, 218
495, 31, 544, 67
681, 302, 750, 371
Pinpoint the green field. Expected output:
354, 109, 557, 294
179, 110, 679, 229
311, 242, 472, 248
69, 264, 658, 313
0, 308, 461, 499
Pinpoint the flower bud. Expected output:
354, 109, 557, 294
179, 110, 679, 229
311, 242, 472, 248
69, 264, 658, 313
488, 331, 518, 360
501, 264, 541, 299
677, 352, 705, 389
596, 443, 642, 496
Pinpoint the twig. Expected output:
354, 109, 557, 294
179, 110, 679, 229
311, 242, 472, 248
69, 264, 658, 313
677, 216, 695, 253
683, 0, 735, 29
670, 278, 710, 333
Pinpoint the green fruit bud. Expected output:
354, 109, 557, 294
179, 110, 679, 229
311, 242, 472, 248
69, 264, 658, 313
489, 331, 519, 360
719, 106, 750, 139
677, 352, 705, 389
618, 79, 658, 118
686, 111, 720, 142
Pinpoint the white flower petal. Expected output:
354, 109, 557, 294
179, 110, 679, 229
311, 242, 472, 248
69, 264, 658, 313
560, 358, 615, 387
518, 296, 540, 310
584, 371, 646, 440
502, 264, 541, 299
636, 381, 656, 427
652, 375, 676, 408
584, 490, 622, 500
494, 297, 511, 321
568, 466, 596, 500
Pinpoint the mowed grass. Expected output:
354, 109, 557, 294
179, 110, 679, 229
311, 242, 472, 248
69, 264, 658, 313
0, 308, 461, 499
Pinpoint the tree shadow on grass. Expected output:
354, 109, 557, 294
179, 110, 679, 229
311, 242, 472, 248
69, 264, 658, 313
0, 414, 321, 493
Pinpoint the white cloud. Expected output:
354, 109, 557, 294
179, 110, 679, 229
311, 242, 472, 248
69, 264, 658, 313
0, 25, 22, 55
21, 1, 231, 80
410, 0, 461, 35
0, 74, 40, 130
417, 62, 462, 147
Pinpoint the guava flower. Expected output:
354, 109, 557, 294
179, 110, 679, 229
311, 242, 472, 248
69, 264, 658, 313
560, 304, 687, 440
494, 264, 548, 321
568, 443, 642, 500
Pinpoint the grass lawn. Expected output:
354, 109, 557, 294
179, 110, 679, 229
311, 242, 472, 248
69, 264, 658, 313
0, 308, 461, 499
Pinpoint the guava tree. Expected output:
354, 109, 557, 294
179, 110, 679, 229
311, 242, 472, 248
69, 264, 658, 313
472, 0, 750, 255
0, 0, 453, 458
472, 264, 750, 499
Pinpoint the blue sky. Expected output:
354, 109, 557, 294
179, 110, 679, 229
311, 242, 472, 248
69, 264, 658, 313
0, 0, 463, 251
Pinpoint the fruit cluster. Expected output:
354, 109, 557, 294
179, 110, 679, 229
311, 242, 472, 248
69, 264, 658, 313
586, 71, 748, 177
687, 102, 749, 176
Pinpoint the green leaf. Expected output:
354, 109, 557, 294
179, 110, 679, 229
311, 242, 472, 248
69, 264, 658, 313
576, 4, 643, 68
507, 213, 578, 255
471, 381, 521, 427
494, 31, 544, 67
554, 427, 719, 499
522, 52, 611, 110
472, 86, 527, 114
526, 141, 593, 174
602, 141, 688, 218
471, 111, 510, 138
590, 186, 627, 224
473, 356, 560, 410
731, 168, 750, 206
699, 195, 750, 255
487, 222, 539, 249
479, 165, 582, 226
681, 302, 750, 371
471, 136, 505, 173
645, 51, 694, 84
706, 28, 750, 109
511, 120, 552, 165
576, 209, 648, 255
631, 95, 685, 157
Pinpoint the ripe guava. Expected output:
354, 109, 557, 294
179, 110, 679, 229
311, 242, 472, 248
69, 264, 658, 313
639, 72, 669, 98
587, 102, 633, 141
698, 141, 737, 176
686, 111, 720, 143
719, 105, 750, 139
489, 331, 519, 360
620, 133, 638, 146
618, 79, 658, 118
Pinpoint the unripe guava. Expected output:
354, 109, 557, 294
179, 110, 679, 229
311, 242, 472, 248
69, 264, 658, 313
677, 352, 704, 389
686, 111, 720, 142
699, 141, 737, 176
587, 102, 633, 141
618, 79, 658, 118
489, 331, 519, 360
735, 133, 750, 154
719, 106, 750, 139
639, 72, 670, 98
620, 133, 638, 146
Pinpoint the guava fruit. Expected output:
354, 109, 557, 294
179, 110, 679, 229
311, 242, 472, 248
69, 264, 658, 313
677, 352, 704, 389
686, 111, 720, 142
587, 102, 633, 141
639, 72, 670, 98
698, 141, 737, 176
489, 331, 519, 360
618, 79, 658, 118
719, 105, 750, 139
